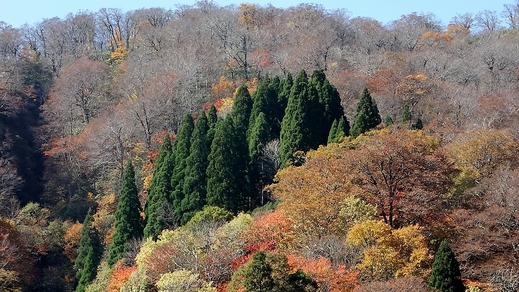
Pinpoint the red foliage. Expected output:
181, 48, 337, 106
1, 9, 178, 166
107, 263, 137, 292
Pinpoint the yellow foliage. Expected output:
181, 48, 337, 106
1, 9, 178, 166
346, 220, 429, 280
156, 270, 216, 292
63, 222, 83, 262
447, 128, 519, 179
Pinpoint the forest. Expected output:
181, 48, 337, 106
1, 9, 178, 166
1, 0, 519, 291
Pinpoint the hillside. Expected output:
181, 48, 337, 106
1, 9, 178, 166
0, 2, 519, 291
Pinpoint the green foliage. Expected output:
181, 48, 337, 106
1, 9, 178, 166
279, 70, 312, 167
249, 77, 281, 143
206, 117, 249, 214
401, 103, 411, 124
350, 88, 381, 138
144, 153, 174, 240
243, 251, 276, 292
385, 115, 394, 126
327, 119, 339, 144
339, 196, 377, 226
171, 114, 195, 220
328, 116, 350, 143
108, 162, 143, 266
184, 205, 233, 230
181, 111, 211, 225
75, 209, 102, 292
429, 240, 465, 292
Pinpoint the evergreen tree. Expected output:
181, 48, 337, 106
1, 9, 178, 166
108, 162, 143, 266
181, 111, 210, 225
279, 70, 314, 167
206, 118, 249, 214
248, 112, 272, 208
143, 153, 174, 240
350, 87, 381, 138
337, 115, 350, 138
401, 103, 411, 124
327, 119, 338, 144
413, 118, 423, 130
244, 251, 276, 292
207, 104, 218, 143
171, 114, 194, 220
429, 239, 465, 292
249, 77, 281, 142
143, 134, 173, 239
277, 72, 293, 119
310, 70, 344, 145
232, 84, 253, 136
385, 115, 394, 126
75, 208, 102, 292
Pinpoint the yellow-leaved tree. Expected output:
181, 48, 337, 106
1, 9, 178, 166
346, 220, 429, 281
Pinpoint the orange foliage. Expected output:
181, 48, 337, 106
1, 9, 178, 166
107, 263, 137, 292
242, 211, 295, 250
286, 255, 359, 292
212, 76, 236, 100
63, 222, 83, 262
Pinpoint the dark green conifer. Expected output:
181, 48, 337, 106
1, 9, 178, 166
143, 152, 174, 240
108, 162, 143, 266
244, 251, 276, 292
277, 73, 293, 122
249, 77, 280, 141
385, 115, 394, 126
350, 88, 381, 138
181, 111, 210, 224
401, 103, 411, 124
279, 70, 313, 167
206, 118, 249, 214
171, 114, 194, 220
75, 208, 102, 292
429, 239, 465, 292
327, 119, 338, 144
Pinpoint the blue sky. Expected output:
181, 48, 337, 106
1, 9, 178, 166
0, 0, 513, 28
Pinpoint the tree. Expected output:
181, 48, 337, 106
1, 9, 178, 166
243, 251, 276, 292
429, 240, 465, 292
144, 135, 174, 240
75, 208, 102, 292
108, 162, 143, 266
181, 111, 210, 224
350, 88, 381, 138
206, 117, 249, 214
401, 103, 411, 124
279, 70, 314, 167
171, 114, 194, 220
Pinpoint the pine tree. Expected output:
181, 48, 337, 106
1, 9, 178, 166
244, 251, 276, 292
337, 115, 350, 138
108, 162, 143, 266
232, 84, 253, 136
401, 103, 411, 124
248, 112, 272, 208
429, 239, 465, 292
350, 87, 381, 138
279, 70, 313, 167
171, 114, 194, 220
181, 111, 210, 225
206, 118, 249, 214
75, 208, 102, 292
277, 72, 293, 120
207, 104, 218, 143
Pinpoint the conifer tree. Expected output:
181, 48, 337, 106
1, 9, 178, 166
279, 70, 313, 167
401, 103, 411, 124
143, 153, 174, 240
171, 114, 194, 220
277, 72, 293, 118
337, 115, 350, 138
108, 162, 143, 267
244, 251, 276, 292
429, 239, 465, 292
249, 77, 280, 142
310, 70, 344, 144
143, 134, 173, 239
327, 119, 338, 144
206, 118, 249, 214
385, 115, 394, 126
207, 104, 218, 143
350, 87, 381, 138
248, 112, 272, 208
75, 208, 102, 292
232, 84, 253, 136
181, 111, 210, 225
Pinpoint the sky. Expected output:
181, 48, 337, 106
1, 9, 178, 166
0, 0, 514, 28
